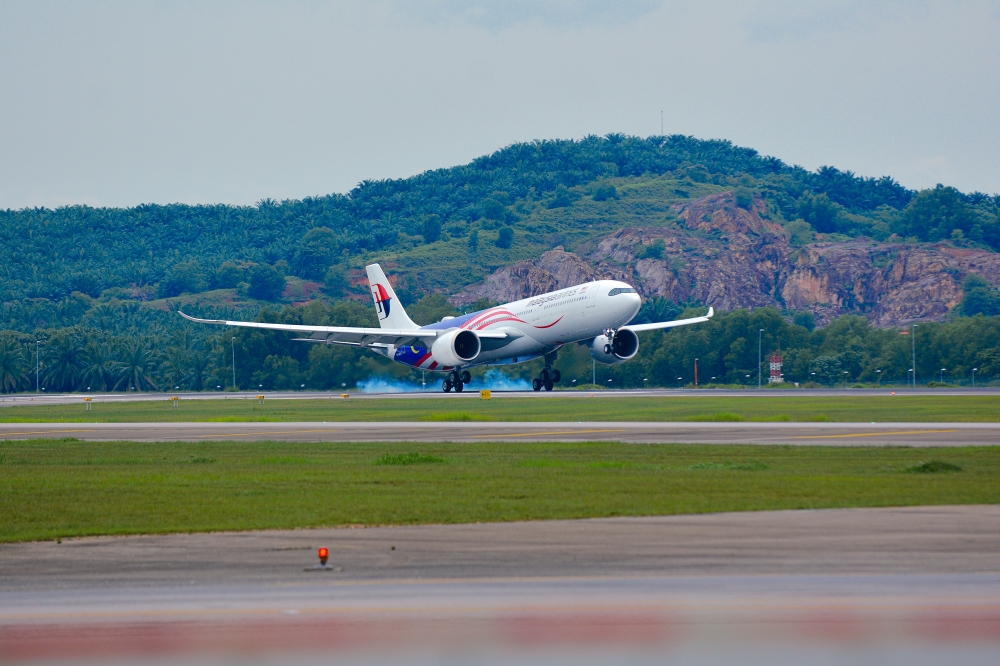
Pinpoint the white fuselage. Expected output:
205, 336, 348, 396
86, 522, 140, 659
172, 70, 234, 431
386, 280, 641, 372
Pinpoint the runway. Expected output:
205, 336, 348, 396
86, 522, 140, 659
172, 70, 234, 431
3, 386, 1000, 408
2, 506, 999, 664
2, 420, 999, 445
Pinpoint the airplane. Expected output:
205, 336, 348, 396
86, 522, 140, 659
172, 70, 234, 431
180, 263, 713, 392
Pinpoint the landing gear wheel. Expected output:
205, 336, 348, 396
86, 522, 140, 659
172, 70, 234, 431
540, 368, 550, 383
442, 379, 452, 392
544, 379, 554, 391
461, 371, 471, 384
454, 381, 464, 392
532, 378, 542, 391
551, 369, 561, 383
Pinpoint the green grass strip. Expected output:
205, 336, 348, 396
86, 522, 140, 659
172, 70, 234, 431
0, 438, 997, 542
1, 395, 998, 423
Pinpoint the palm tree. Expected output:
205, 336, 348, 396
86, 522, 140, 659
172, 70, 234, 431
42, 333, 86, 392
81, 339, 117, 392
0, 337, 28, 393
160, 345, 189, 391
114, 338, 159, 391
185, 349, 212, 391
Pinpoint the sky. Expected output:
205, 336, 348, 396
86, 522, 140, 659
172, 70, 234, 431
1, 0, 998, 210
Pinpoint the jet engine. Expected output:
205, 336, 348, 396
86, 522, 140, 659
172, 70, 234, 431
431, 329, 481, 367
590, 329, 639, 365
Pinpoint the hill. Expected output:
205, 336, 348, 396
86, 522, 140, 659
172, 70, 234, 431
1, 134, 1000, 392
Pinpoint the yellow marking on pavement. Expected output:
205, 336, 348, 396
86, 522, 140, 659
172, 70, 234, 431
793, 429, 960, 440
0, 428, 93, 437
472, 429, 623, 438
186, 429, 342, 439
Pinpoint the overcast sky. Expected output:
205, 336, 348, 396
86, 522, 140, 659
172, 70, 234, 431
1, 0, 998, 210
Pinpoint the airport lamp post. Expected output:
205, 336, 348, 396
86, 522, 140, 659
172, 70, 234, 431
911, 324, 918, 387
35, 340, 39, 393
758, 329, 763, 388
973, 367, 977, 387
876, 369, 882, 385
231, 337, 236, 390
941, 368, 946, 383
843, 370, 848, 388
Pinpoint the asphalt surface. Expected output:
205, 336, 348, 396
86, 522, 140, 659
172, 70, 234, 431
2, 420, 999, 445
3, 386, 1000, 407
2, 507, 999, 664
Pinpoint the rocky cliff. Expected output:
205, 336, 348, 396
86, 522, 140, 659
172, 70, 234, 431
449, 192, 1000, 327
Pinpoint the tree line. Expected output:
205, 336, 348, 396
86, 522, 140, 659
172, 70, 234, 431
3, 296, 1000, 394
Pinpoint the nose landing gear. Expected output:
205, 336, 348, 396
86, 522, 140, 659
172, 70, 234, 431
531, 367, 561, 392
441, 369, 472, 392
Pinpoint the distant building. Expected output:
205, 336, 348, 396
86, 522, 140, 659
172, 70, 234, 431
769, 352, 783, 384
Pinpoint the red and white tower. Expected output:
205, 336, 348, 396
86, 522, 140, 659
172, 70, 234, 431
769, 352, 783, 384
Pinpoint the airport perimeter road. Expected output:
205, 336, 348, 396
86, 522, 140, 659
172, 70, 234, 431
2, 507, 999, 664
2, 420, 999, 445
3, 387, 1000, 407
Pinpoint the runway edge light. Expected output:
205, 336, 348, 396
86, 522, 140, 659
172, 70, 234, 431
318, 547, 328, 565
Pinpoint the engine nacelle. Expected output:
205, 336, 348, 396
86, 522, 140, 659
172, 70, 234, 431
431, 329, 481, 367
590, 329, 639, 365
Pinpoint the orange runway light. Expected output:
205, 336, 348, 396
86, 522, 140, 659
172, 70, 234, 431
318, 548, 328, 565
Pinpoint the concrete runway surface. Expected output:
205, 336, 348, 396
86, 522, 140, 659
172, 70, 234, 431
2, 386, 999, 407
2, 420, 999, 445
2, 506, 999, 664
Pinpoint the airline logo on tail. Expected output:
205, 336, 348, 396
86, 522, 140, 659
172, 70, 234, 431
372, 283, 392, 319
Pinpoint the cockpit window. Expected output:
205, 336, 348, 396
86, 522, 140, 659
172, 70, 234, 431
608, 287, 637, 296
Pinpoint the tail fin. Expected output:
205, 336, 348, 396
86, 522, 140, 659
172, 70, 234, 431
365, 264, 418, 330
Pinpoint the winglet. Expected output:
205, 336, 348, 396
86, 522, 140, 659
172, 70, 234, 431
707, 306, 714, 318
178, 311, 228, 325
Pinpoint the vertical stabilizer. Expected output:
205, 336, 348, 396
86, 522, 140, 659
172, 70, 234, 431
365, 264, 418, 330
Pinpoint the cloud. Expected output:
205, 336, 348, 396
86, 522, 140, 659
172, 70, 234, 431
0, 0, 998, 209
396, 0, 664, 31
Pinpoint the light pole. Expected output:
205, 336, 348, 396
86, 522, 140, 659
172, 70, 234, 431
973, 367, 978, 387
35, 340, 39, 393
843, 370, 848, 388
911, 324, 918, 387
876, 369, 882, 385
940, 368, 946, 383
231, 337, 236, 390
758, 329, 764, 388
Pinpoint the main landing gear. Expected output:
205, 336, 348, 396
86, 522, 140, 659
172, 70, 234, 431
532, 367, 561, 392
442, 370, 472, 392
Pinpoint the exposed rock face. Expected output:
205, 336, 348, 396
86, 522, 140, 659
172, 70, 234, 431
451, 192, 1000, 327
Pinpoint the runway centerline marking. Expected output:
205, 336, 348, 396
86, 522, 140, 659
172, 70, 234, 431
472, 429, 624, 438
792, 429, 961, 440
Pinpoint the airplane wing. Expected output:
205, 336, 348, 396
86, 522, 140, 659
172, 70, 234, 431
178, 312, 506, 348
620, 307, 714, 333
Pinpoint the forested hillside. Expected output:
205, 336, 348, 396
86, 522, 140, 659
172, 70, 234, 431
2, 134, 1000, 393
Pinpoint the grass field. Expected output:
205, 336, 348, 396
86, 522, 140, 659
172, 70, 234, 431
1, 395, 999, 423
1, 438, 997, 542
